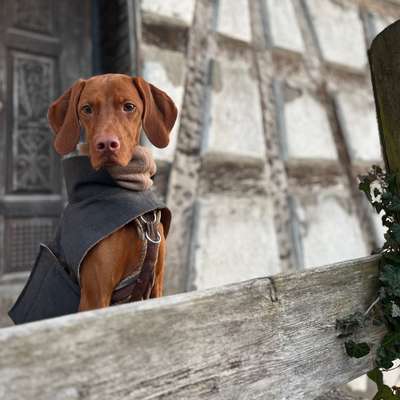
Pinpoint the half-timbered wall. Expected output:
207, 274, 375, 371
136, 0, 399, 295
137, 1, 400, 396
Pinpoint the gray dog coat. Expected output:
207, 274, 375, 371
8, 155, 170, 325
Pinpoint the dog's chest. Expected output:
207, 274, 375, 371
55, 155, 170, 283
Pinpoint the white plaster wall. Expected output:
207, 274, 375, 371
336, 89, 381, 162
203, 58, 266, 164
142, 45, 186, 162
141, 0, 195, 26
217, 0, 252, 42
295, 189, 369, 268
285, 92, 337, 160
265, 0, 305, 53
191, 196, 280, 290
305, 0, 367, 70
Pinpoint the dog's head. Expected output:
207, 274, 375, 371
48, 74, 177, 170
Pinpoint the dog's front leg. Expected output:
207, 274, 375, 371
79, 225, 140, 311
79, 244, 118, 311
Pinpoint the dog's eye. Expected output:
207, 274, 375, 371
81, 105, 92, 115
123, 103, 135, 112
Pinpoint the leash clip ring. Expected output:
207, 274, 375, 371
145, 230, 161, 244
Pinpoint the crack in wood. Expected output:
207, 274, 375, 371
267, 277, 278, 302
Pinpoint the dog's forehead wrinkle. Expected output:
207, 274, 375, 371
81, 78, 142, 110
87, 73, 128, 84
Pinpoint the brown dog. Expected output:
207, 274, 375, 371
47, 74, 177, 311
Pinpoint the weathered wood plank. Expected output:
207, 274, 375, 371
0, 256, 382, 400
369, 20, 400, 176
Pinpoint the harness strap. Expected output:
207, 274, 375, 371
113, 236, 147, 291
111, 210, 161, 304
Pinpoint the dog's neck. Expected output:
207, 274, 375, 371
78, 143, 156, 191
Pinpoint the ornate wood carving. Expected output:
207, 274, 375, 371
12, 0, 53, 34
11, 52, 54, 193
0, 0, 90, 277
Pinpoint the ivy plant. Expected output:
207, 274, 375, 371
337, 166, 400, 398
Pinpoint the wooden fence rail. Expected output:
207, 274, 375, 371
0, 255, 383, 400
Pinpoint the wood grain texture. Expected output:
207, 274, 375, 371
0, 256, 382, 400
369, 20, 400, 176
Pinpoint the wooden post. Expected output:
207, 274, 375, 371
369, 20, 400, 177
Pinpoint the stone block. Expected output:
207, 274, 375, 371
293, 187, 368, 269
141, 0, 195, 26
264, 0, 305, 53
203, 57, 266, 164
216, 0, 252, 42
335, 89, 381, 162
190, 196, 280, 290
142, 45, 186, 162
305, 0, 367, 70
283, 89, 337, 160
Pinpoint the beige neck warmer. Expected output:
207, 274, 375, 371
78, 143, 157, 191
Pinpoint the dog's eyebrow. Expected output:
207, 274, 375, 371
116, 97, 137, 103
79, 97, 100, 106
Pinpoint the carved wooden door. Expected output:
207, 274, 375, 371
0, 0, 92, 278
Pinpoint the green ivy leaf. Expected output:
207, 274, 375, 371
377, 348, 395, 370
391, 225, 400, 243
383, 254, 400, 266
376, 332, 400, 369
349, 167, 400, 394
368, 368, 400, 399
387, 197, 400, 212
374, 383, 399, 399
380, 265, 400, 297
368, 368, 384, 388
344, 340, 370, 358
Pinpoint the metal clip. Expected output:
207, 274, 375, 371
140, 211, 161, 244
145, 230, 161, 244
140, 211, 157, 225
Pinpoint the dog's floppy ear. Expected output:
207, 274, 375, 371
133, 77, 177, 148
47, 79, 86, 155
